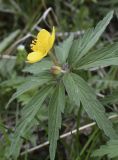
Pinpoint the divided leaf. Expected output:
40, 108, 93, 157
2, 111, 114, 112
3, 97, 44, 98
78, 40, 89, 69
63, 73, 117, 139
92, 140, 118, 158
6, 73, 53, 108
48, 84, 65, 160
69, 11, 114, 66
62, 71, 80, 107
76, 42, 118, 70
7, 85, 53, 159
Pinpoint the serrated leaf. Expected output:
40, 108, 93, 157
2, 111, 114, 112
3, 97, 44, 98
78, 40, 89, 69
92, 140, 118, 158
6, 73, 53, 108
0, 76, 26, 87
68, 39, 80, 65
68, 29, 93, 65
62, 72, 80, 107
48, 84, 65, 160
63, 73, 117, 139
76, 42, 118, 70
23, 58, 53, 74
7, 85, 53, 159
55, 34, 74, 64
69, 11, 113, 66
0, 30, 20, 53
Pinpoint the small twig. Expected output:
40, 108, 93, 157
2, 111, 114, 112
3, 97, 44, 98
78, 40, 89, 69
3, 7, 51, 55
31, 7, 52, 31
13, 33, 34, 45
20, 114, 118, 156
3, 33, 33, 55
56, 31, 84, 38
0, 55, 16, 60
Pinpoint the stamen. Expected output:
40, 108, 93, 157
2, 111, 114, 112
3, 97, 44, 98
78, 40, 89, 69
31, 38, 37, 45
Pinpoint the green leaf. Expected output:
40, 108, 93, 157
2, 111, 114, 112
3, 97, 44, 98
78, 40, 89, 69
69, 11, 113, 66
23, 58, 53, 74
48, 84, 65, 160
63, 73, 117, 139
0, 30, 20, 54
6, 73, 53, 108
0, 76, 26, 87
55, 34, 74, 64
0, 58, 16, 76
76, 42, 118, 70
68, 39, 80, 65
92, 140, 118, 158
7, 85, 53, 159
62, 72, 80, 107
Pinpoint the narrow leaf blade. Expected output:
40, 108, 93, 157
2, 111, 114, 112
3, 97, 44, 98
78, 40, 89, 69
23, 58, 53, 74
92, 140, 118, 158
6, 73, 53, 108
63, 73, 117, 139
69, 11, 113, 66
7, 85, 53, 159
48, 84, 65, 160
55, 34, 74, 64
76, 42, 118, 70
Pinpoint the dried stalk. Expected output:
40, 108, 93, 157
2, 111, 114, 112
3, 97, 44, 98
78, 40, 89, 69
21, 114, 118, 156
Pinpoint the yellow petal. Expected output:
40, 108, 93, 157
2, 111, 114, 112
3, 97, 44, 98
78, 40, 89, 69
48, 26, 55, 52
27, 52, 46, 63
31, 29, 50, 53
37, 29, 50, 46
37, 29, 50, 40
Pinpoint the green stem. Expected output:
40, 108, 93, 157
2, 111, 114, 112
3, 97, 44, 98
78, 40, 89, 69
76, 104, 83, 148
85, 131, 100, 160
80, 127, 99, 156
75, 104, 83, 160
75, 156, 82, 160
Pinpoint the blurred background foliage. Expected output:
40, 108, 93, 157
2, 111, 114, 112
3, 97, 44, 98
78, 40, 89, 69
0, 0, 118, 160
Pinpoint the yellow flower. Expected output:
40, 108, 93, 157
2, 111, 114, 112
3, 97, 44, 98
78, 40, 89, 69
27, 27, 55, 63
